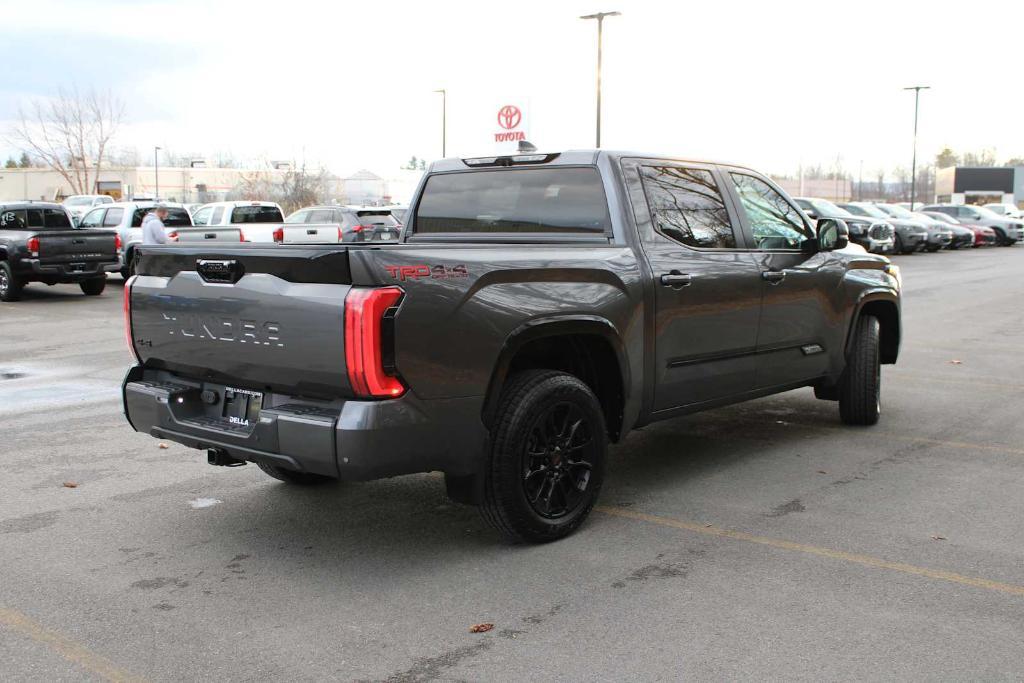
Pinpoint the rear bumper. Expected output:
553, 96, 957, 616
122, 366, 488, 481
15, 258, 114, 281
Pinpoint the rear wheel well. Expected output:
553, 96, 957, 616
492, 333, 625, 441
857, 301, 899, 364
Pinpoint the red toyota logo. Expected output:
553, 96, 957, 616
497, 105, 522, 130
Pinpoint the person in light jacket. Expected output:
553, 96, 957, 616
142, 205, 170, 245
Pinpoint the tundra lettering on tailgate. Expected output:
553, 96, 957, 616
159, 312, 284, 347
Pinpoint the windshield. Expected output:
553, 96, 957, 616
810, 198, 852, 218
64, 197, 93, 207
925, 212, 958, 225
882, 205, 916, 219
846, 203, 889, 219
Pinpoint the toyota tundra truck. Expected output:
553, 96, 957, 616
123, 150, 902, 542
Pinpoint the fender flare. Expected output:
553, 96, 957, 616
845, 291, 901, 362
480, 315, 630, 431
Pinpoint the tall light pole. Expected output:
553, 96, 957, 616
154, 146, 161, 200
433, 89, 446, 157
580, 11, 621, 148
903, 86, 930, 209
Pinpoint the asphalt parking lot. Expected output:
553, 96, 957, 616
2, 247, 1023, 681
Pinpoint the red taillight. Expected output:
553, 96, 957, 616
239, 229, 247, 242
167, 231, 179, 242
351, 224, 365, 233
123, 276, 139, 362
337, 227, 344, 241
345, 287, 405, 398
272, 227, 284, 243
114, 234, 122, 252
27, 237, 40, 257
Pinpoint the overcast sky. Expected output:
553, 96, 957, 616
4, 0, 1023, 177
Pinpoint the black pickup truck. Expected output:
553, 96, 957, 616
123, 150, 902, 542
0, 201, 119, 302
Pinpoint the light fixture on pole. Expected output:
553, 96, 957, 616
154, 146, 162, 200
433, 89, 447, 158
580, 11, 621, 148
903, 86, 930, 209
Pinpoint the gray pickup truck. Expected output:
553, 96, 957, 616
123, 150, 902, 542
1, 201, 119, 302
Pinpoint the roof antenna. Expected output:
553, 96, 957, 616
517, 140, 538, 153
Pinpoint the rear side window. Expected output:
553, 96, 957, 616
640, 166, 736, 248
415, 168, 611, 234
44, 209, 72, 228
231, 206, 284, 223
285, 210, 311, 224
307, 209, 335, 223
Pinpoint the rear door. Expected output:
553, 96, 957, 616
625, 159, 763, 411
721, 169, 844, 389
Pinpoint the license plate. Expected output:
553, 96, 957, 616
222, 387, 263, 427
380, 232, 394, 240
69, 262, 86, 272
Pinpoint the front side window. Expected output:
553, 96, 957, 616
415, 167, 611, 234
640, 166, 736, 248
102, 208, 124, 227
192, 207, 212, 226
729, 173, 812, 250
79, 209, 105, 228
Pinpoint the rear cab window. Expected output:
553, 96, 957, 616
131, 208, 192, 227
231, 205, 284, 224
413, 167, 611, 237
355, 210, 399, 228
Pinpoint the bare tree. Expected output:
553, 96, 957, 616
7, 87, 125, 195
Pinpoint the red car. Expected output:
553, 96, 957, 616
922, 211, 996, 247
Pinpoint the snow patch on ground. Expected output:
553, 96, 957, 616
189, 498, 222, 509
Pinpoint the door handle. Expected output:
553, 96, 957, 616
660, 271, 692, 288
762, 270, 787, 284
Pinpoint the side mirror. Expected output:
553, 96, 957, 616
816, 217, 849, 251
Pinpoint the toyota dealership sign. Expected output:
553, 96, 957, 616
493, 101, 529, 153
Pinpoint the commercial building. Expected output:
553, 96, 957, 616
0, 165, 424, 206
935, 166, 1024, 207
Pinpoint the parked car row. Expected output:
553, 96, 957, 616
795, 197, 1021, 253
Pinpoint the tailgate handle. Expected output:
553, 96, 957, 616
196, 259, 244, 284
307, 229, 317, 235
72, 238, 85, 245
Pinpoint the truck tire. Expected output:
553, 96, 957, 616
481, 370, 607, 543
0, 262, 23, 302
839, 315, 881, 426
257, 462, 335, 485
120, 249, 134, 280
80, 277, 107, 296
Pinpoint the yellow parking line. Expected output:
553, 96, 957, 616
597, 506, 1024, 597
0, 608, 147, 683
892, 372, 1024, 391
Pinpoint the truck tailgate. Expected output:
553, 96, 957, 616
281, 223, 341, 244
172, 227, 244, 243
129, 246, 355, 397
36, 230, 117, 264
